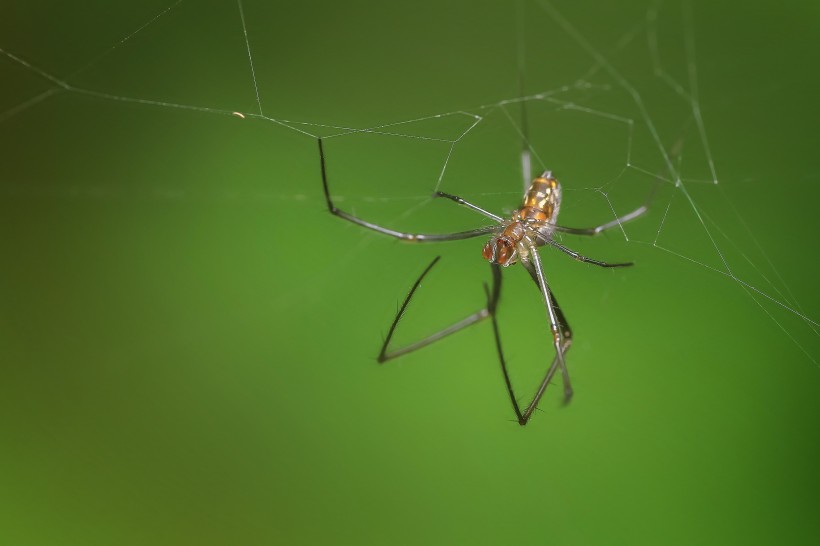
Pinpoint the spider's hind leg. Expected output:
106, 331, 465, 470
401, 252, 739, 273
486, 255, 574, 426
515, 256, 574, 425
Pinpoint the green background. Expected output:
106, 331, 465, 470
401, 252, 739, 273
2, 1, 819, 545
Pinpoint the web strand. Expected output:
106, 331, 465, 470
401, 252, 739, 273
0, 0, 816, 367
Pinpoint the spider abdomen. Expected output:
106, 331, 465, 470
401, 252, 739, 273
517, 171, 562, 223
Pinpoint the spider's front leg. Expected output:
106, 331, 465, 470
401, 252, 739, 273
432, 191, 503, 222
318, 138, 499, 243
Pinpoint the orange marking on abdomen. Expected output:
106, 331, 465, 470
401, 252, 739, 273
519, 174, 561, 222
517, 207, 548, 222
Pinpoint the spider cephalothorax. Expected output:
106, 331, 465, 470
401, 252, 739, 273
482, 222, 524, 266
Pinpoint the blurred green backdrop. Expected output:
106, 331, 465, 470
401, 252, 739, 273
1, 1, 819, 545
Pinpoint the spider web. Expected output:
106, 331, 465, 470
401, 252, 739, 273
1, 0, 818, 373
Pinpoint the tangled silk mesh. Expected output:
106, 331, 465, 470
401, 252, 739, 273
1, 0, 817, 367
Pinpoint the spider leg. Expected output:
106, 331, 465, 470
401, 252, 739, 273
490, 260, 573, 425
520, 137, 532, 193
432, 191, 503, 222
509, 243, 573, 425
319, 138, 498, 242
484, 263, 525, 423
519, 259, 573, 403
548, 240, 633, 268
551, 204, 647, 236
552, 168, 666, 237
378, 256, 498, 363
518, 81, 532, 193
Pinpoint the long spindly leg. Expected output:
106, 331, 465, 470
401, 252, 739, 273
319, 138, 499, 242
378, 256, 500, 363
551, 204, 648, 236
432, 191, 503, 222
515, 19, 533, 194
547, 290, 572, 402
518, 89, 532, 193
489, 260, 572, 426
513, 242, 574, 425
548, 240, 634, 268
522, 257, 573, 382
484, 263, 525, 423
553, 170, 667, 237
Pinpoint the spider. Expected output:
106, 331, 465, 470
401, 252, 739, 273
318, 138, 645, 425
